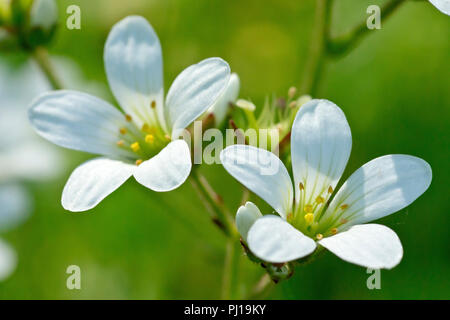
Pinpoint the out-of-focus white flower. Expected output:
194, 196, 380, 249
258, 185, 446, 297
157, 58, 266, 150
221, 99, 432, 269
29, 0, 58, 31
0, 54, 96, 280
208, 73, 240, 125
29, 16, 231, 212
429, 0, 450, 15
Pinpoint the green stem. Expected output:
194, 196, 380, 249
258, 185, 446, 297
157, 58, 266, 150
190, 170, 237, 238
32, 46, 63, 90
221, 240, 241, 299
300, 0, 332, 97
327, 0, 406, 57
247, 274, 275, 300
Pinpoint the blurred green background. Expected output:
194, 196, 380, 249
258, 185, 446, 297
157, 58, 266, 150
1, 0, 449, 299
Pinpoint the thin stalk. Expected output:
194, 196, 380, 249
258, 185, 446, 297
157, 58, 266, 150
190, 170, 237, 238
221, 240, 241, 299
326, 0, 406, 57
32, 46, 63, 90
247, 274, 274, 300
300, 0, 333, 97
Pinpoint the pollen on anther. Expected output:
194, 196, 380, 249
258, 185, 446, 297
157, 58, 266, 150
125, 114, 132, 122
316, 196, 325, 204
340, 204, 349, 210
135, 159, 143, 166
145, 134, 155, 144
164, 134, 171, 141
304, 205, 313, 213
131, 142, 140, 152
316, 234, 323, 240
151, 100, 156, 109
119, 127, 127, 135
328, 186, 334, 194
331, 228, 338, 235
340, 218, 348, 225
304, 213, 314, 224
299, 182, 305, 191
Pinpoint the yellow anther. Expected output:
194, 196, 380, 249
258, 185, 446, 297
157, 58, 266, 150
328, 186, 334, 194
340, 204, 349, 210
331, 228, 338, 235
304, 205, 313, 213
316, 233, 323, 240
289, 101, 297, 109
164, 134, 171, 141
151, 100, 156, 109
287, 212, 293, 221
116, 140, 125, 147
145, 134, 155, 144
299, 182, 304, 191
135, 159, 143, 166
304, 213, 314, 224
119, 127, 127, 135
142, 124, 152, 134
316, 196, 325, 204
340, 218, 348, 225
131, 142, 140, 152
125, 114, 132, 122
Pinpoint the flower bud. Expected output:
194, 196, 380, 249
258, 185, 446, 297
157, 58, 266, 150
0, 0, 58, 50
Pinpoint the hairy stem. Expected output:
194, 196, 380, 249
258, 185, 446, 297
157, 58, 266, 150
32, 46, 63, 90
190, 170, 237, 238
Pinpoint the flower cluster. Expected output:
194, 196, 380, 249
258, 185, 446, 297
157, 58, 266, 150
25, 14, 434, 283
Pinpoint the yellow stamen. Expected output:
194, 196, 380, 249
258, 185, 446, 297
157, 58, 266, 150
116, 140, 125, 147
316, 233, 323, 240
340, 204, 349, 210
299, 182, 304, 191
340, 218, 348, 225
287, 212, 293, 222
145, 134, 155, 144
131, 142, 140, 152
125, 114, 132, 122
119, 127, 127, 135
304, 213, 314, 224
328, 186, 334, 193
331, 228, 338, 235
164, 134, 171, 141
151, 100, 156, 109
316, 196, 325, 204
142, 124, 152, 134
135, 159, 143, 166
304, 205, 313, 213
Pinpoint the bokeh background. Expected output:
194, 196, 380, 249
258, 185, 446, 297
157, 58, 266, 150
0, 0, 449, 299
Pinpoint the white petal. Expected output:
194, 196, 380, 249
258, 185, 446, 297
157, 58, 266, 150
28, 90, 135, 159
0, 239, 17, 281
134, 140, 192, 192
166, 58, 230, 138
429, 0, 450, 15
236, 201, 262, 241
319, 224, 403, 269
247, 215, 317, 263
208, 73, 240, 124
220, 145, 293, 219
104, 16, 166, 130
322, 155, 432, 226
291, 99, 352, 206
62, 158, 135, 212
0, 184, 31, 232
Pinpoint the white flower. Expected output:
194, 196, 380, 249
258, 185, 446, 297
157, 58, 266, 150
221, 99, 432, 269
208, 73, 240, 125
28, 16, 231, 212
429, 0, 450, 15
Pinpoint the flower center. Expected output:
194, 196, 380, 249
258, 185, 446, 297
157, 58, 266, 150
287, 182, 350, 240
115, 102, 170, 165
